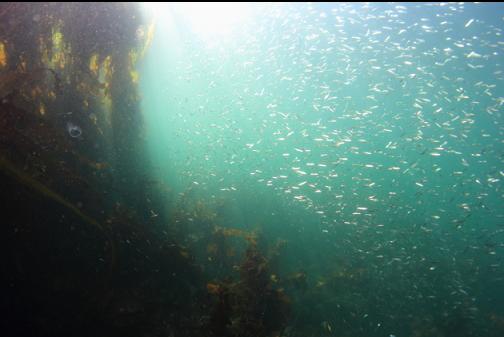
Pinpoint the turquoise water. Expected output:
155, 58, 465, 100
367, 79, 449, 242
1, 2, 502, 336
139, 3, 504, 336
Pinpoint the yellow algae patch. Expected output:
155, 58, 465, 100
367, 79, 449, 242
47, 90, 57, 100
130, 69, 139, 84
135, 22, 155, 59
99, 55, 113, 123
39, 102, 46, 116
0, 41, 7, 68
50, 23, 71, 69
127, 22, 156, 85
128, 50, 140, 84
99, 55, 113, 88
89, 53, 99, 75
206, 283, 221, 295
141, 22, 156, 57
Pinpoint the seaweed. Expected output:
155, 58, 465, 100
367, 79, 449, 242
0, 155, 104, 232
207, 238, 290, 337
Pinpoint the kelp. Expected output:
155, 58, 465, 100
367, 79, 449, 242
0, 155, 103, 232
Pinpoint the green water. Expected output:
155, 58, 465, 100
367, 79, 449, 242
139, 3, 503, 336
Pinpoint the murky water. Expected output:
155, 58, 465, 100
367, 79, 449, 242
1, 3, 503, 337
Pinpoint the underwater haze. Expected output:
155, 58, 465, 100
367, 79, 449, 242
1, 2, 504, 337
141, 2, 504, 336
